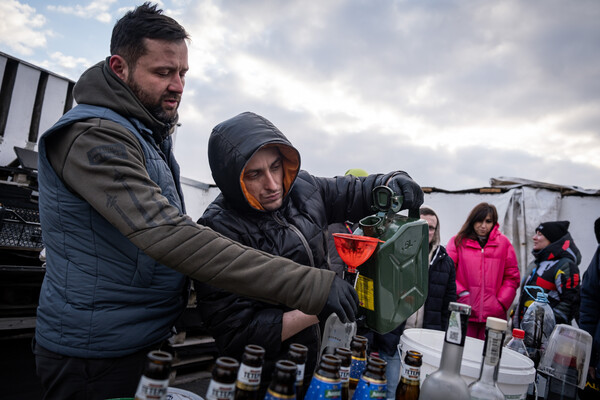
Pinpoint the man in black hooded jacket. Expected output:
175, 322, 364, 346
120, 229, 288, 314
195, 111, 424, 394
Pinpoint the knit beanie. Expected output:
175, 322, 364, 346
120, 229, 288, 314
536, 220, 570, 243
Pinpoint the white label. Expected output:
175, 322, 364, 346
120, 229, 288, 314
446, 310, 462, 344
339, 365, 350, 382
206, 381, 236, 400
237, 363, 262, 385
296, 363, 305, 383
400, 364, 420, 382
485, 330, 503, 366
134, 376, 169, 400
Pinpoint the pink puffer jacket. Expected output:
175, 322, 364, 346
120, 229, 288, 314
446, 225, 520, 323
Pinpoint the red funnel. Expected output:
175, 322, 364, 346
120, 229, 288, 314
332, 233, 383, 273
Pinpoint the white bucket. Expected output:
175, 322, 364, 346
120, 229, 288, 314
399, 328, 535, 399
167, 387, 203, 400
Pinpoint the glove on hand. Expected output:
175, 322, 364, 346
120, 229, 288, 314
386, 171, 424, 211
318, 275, 359, 323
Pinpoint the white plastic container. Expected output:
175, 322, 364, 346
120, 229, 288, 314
400, 328, 535, 399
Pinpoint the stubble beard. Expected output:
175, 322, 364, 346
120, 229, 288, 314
127, 77, 179, 125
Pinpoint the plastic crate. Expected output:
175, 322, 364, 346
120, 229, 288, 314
0, 206, 43, 251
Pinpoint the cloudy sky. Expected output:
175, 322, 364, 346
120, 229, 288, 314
2, 0, 599, 190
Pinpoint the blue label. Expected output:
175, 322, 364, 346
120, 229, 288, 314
304, 374, 342, 400
349, 357, 366, 381
352, 377, 386, 400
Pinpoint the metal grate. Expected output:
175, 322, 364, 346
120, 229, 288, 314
0, 206, 43, 250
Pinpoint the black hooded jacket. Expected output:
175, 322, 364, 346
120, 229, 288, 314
195, 112, 397, 391
515, 232, 582, 326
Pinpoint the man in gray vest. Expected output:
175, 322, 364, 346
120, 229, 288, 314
34, 3, 358, 399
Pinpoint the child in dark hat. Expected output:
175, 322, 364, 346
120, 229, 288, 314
513, 220, 582, 328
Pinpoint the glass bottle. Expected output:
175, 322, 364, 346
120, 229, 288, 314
468, 317, 507, 400
505, 328, 528, 356
348, 335, 368, 398
206, 356, 240, 400
419, 302, 472, 400
287, 343, 308, 400
334, 347, 352, 400
304, 354, 342, 400
134, 350, 173, 400
264, 360, 298, 400
351, 355, 387, 400
235, 344, 266, 400
395, 350, 422, 400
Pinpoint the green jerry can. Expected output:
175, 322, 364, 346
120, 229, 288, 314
333, 186, 429, 334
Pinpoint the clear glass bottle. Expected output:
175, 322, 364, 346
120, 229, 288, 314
234, 344, 265, 400
205, 356, 240, 400
395, 350, 422, 400
134, 350, 173, 400
264, 360, 298, 400
351, 356, 387, 400
287, 343, 308, 400
419, 302, 472, 400
468, 317, 507, 400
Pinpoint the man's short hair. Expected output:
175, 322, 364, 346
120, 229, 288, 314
110, 2, 190, 66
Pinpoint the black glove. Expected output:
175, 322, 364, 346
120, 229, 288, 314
386, 171, 424, 211
318, 275, 359, 323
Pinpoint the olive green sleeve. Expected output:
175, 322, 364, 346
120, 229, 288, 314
47, 119, 335, 314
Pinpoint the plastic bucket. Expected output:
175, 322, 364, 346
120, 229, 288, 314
167, 387, 203, 400
400, 328, 535, 399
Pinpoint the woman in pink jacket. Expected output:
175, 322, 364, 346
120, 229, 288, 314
447, 202, 520, 339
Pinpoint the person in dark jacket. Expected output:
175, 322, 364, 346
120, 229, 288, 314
579, 217, 600, 388
405, 206, 457, 331
194, 112, 424, 395
513, 220, 582, 328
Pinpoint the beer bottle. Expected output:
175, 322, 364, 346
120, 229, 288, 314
351, 355, 387, 400
419, 302, 471, 400
334, 347, 352, 400
206, 356, 240, 400
287, 343, 308, 400
264, 360, 298, 400
305, 354, 342, 400
235, 344, 266, 400
348, 335, 368, 398
395, 350, 422, 400
134, 350, 173, 400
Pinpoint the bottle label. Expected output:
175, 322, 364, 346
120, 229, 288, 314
352, 376, 386, 400
237, 363, 262, 386
206, 381, 236, 400
484, 329, 503, 366
339, 365, 350, 383
305, 373, 342, 400
446, 310, 462, 345
400, 363, 420, 383
134, 376, 169, 400
296, 363, 305, 383
264, 388, 295, 400
349, 356, 367, 380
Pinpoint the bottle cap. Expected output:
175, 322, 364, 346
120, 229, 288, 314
512, 328, 525, 339
486, 317, 507, 331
